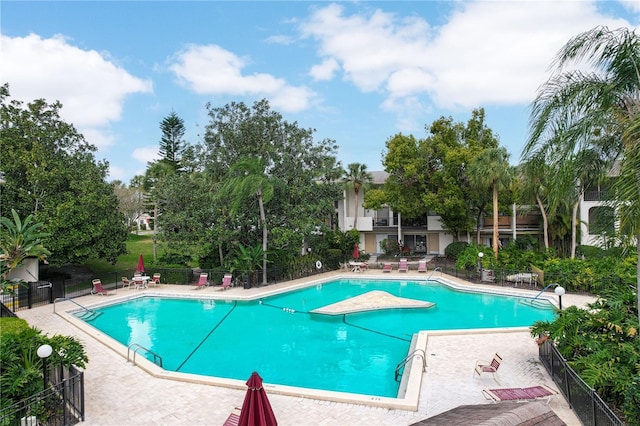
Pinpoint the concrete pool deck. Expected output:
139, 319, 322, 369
16, 271, 592, 425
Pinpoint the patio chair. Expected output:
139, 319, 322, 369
217, 274, 233, 290
149, 273, 161, 287
417, 260, 427, 273
473, 353, 503, 384
222, 407, 241, 426
382, 263, 392, 273
91, 279, 110, 295
134, 275, 147, 290
121, 277, 133, 290
482, 385, 558, 404
398, 258, 408, 272
193, 273, 209, 290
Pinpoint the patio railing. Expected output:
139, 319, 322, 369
538, 338, 625, 426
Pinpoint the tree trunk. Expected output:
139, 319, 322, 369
353, 189, 359, 229
536, 194, 549, 249
492, 182, 499, 259
258, 193, 268, 285
570, 200, 579, 259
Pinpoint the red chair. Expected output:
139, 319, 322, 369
398, 258, 408, 272
149, 273, 161, 287
193, 273, 208, 289
382, 263, 392, 273
218, 274, 232, 290
91, 279, 110, 295
473, 353, 503, 384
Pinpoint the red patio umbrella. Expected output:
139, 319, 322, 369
238, 371, 277, 426
136, 253, 145, 274
353, 243, 360, 260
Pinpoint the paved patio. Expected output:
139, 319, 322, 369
16, 271, 591, 425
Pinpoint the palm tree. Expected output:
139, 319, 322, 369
468, 147, 513, 259
343, 163, 373, 230
1, 209, 50, 288
220, 158, 274, 285
524, 26, 640, 322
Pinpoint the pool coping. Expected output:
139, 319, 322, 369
53, 272, 554, 411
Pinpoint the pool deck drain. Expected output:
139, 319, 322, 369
310, 290, 435, 315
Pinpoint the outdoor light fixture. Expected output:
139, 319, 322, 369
37, 344, 53, 389
554, 286, 566, 310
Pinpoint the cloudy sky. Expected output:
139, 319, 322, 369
2, 1, 638, 183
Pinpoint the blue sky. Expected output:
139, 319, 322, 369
2, 1, 638, 184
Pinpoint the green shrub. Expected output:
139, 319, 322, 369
380, 239, 400, 255
444, 241, 469, 260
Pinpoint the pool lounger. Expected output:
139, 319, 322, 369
482, 385, 558, 404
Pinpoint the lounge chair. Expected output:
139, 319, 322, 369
417, 260, 427, 273
217, 274, 232, 290
193, 273, 209, 290
121, 277, 133, 290
473, 353, 503, 384
382, 263, 392, 273
222, 407, 241, 426
91, 279, 110, 295
149, 273, 161, 287
398, 258, 408, 272
482, 385, 558, 404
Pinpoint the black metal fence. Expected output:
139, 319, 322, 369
538, 339, 625, 426
0, 281, 53, 313
0, 365, 84, 426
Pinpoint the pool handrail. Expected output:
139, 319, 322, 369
127, 343, 163, 368
394, 348, 426, 382
426, 267, 442, 281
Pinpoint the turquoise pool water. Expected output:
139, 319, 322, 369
79, 279, 555, 397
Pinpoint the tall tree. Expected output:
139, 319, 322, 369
219, 158, 274, 285
343, 163, 373, 229
0, 85, 127, 265
524, 26, 640, 322
468, 147, 513, 258
158, 111, 187, 171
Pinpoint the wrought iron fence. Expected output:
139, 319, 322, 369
538, 339, 625, 426
0, 365, 84, 426
0, 281, 53, 313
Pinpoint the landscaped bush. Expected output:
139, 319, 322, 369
379, 239, 400, 256
444, 241, 469, 260
0, 318, 88, 411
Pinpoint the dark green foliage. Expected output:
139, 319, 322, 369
541, 256, 636, 294
530, 283, 639, 424
0, 318, 88, 409
444, 241, 469, 260
0, 85, 128, 265
380, 239, 400, 256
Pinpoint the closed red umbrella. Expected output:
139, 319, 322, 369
238, 371, 277, 426
136, 253, 145, 274
353, 243, 360, 260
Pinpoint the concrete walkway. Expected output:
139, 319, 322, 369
15, 272, 590, 425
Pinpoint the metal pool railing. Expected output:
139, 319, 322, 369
538, 339, 625, 426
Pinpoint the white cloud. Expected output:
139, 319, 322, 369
168, 44, 315, 113
310, 57, 340, 81
132, 146, 161, 164
299, 1, 634, 114
1, 33, 153, 148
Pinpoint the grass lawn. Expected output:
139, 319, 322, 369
84, 233, 162, 273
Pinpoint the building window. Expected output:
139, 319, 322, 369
588, 206, 614, 235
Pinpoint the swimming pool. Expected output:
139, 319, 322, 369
75, 278, 555, 400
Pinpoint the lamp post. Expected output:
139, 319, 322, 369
478, 251, 484, 273
554, 286, 566, 310
37, 344, 53, 389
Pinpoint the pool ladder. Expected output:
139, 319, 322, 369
53, 297, 102, 320
127, 343, 163, 368
394, 349, 427, 382
520, 283, 559, 308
